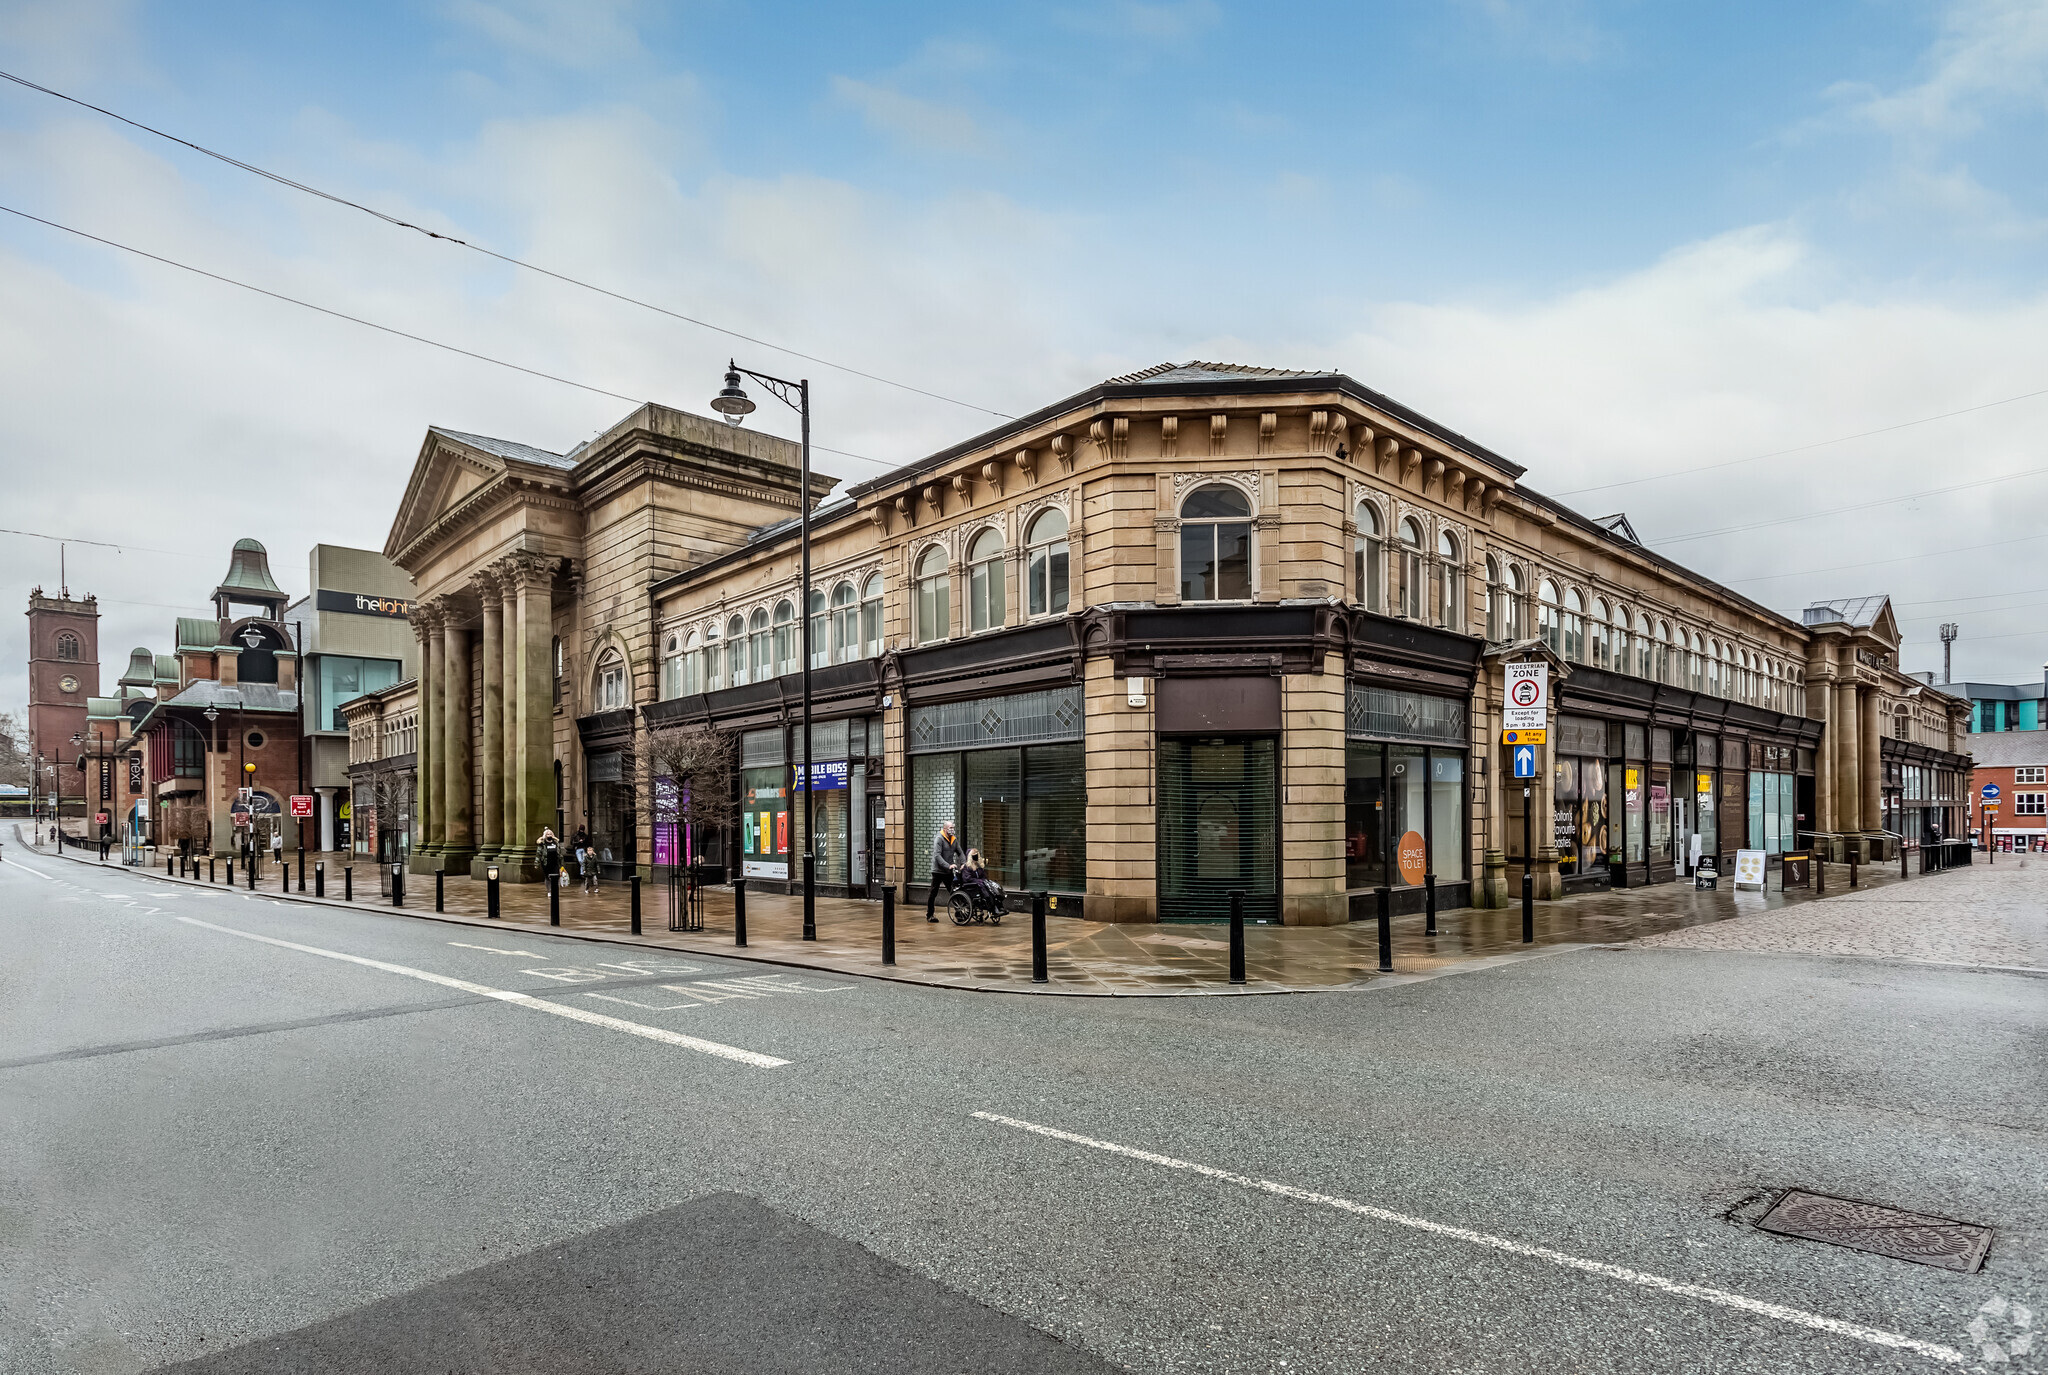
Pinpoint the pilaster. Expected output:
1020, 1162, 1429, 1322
498, 571, 521, 863
1280, 654, 1346, 925
413, 601, 445, 865
1083, 655, 1156, 922
475, 569, 505, 874
510, 553, 556, 880
441, 618, 475, 870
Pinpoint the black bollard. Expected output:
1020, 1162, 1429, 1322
247, 857, 255, 891
280, 862, 287, 894
1425, 873, 1437, 936
803, 855, 817, 942
630, 873, 641, 936
315, 860, 325, 899
212, 856, 220, 884
1521, 872, 1534, 944
1902, 844, 1909, 881
1375, 885, 1393, 972
435, 868, 445, 913
548, 871, 559, 925
1849, 852, 1859, 888
297, 846, 305, 892
344, 866, 352, 902
1816, 855, 1826, 894
882, 886, 895, 965
1032, 890, 1049, 985
487, 867, 500, 920
1228, 888, 1246, 985
733, 877, 747, 947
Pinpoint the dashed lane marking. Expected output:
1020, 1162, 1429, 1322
176, 916, 789, 1068
973, 1112, 1966, 1366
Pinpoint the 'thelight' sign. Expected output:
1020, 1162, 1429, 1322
315, 590, 415, 618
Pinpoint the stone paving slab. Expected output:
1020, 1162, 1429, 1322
1636, 850, 2048, 969
18, 828, 1985, 994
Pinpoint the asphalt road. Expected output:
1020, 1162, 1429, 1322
2, 847, 2041, 1373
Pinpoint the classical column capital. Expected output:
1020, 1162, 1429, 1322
499, 551, 556, 594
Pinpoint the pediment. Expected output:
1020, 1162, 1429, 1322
1867, 598, 1900, 650
384, 430, 518, 565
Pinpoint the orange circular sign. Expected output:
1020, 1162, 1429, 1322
1397, 830, 1427, 887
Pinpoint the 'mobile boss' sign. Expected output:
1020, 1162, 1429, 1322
316, 590, 415, 618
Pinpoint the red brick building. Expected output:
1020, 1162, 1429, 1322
1966, 732, 2048, 854
24, 587, 99, 823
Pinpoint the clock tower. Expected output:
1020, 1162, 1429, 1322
25, 586, 100, 818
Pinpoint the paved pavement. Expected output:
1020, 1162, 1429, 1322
46, 834, 1938, 994
2, 838, 2040, 1373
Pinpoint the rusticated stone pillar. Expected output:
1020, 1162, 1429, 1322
1833, 676, 1860, 835
1861, 685, 1882, 842
475, 570, 504, 873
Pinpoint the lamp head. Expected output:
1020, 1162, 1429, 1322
240, 627, 265, 649
244, 762, 256, 775
710, 362, 755, 424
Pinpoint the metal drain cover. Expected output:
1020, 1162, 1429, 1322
1756, 1190, 1992, 1272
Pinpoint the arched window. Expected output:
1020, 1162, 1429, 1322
552, 635, 564, 704
968, 528, 1006, 633
1563, 589, 1584, 663
1654, 621, 1670, 683
1507, 564, 1527, 641
1027, 508, 1070, 617
1589, 600, 1609, 669
1395, 517, 1424, 619
831, 582, 858, 663
1705, 639, 1720, 696
1537, 580, 1561, 654
1436, 529, 1463, 630
1689, 631, 1704, 692
1356, 503, 1384, 612
915, 546, 950, 644
861, 572, 884, 657
768, 600, 792, 678
751, 608, 773, 683
1635, 614, 1653, 679
596, 648, 625, 711
661, 632, 684, 700
1180, 484, 1253, 601
54, 632, 80, 661
682, 631, 703, 695
807, 587, 827, 669
1484, 555, 1504, 639
725, 615, 747, 686
702, 623, 721, 693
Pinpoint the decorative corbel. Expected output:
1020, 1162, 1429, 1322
1051, 434, 1074, 473
895, 493, 917, 526
1329, 416, 1350, 459
1424, 457, 1444, 494
1015, 448, 1037, 485
1257, 412, 1277, 455
1308, 411, 1330, 453
1376, 435, 1398, 473
922, 484, 943, 517
1446, 469, 1467, 508
869, 505, 889, 535
1400, 447, 1423, 484
1210, 414, 1228, 456
982, 460, 1004, 497
952, 472, 973, 508
1160, 415, 1178, 460
1465, 479, 1487, 514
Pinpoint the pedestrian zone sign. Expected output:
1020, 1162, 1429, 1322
290, 794, 315, 818
1512, 744, 1538, 779
1503, 662, 1549, 731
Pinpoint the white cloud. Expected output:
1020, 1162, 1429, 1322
442, 0, 646, 70
828, 76, 990, 157
1833, 0, 2048, 143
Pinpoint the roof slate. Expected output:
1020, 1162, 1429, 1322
430, 426, 576, 470
1803, 595, 1891, 629
1104, 360, 1335, 386
1964, 732, 2048, 767
161, 681, 299, 714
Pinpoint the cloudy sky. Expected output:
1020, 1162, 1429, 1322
3, 0, 2046, 712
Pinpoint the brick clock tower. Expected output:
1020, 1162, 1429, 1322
25, 587, 99, 818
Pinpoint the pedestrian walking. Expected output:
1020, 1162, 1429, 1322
572, 827, 599, 893
537, 827, 562, 883
924, 820, 963, 922
270, 828, 284, 867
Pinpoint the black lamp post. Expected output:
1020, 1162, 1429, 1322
711, 360, 819, 940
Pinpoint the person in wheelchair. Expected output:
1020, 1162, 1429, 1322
948, 847, 1006, 924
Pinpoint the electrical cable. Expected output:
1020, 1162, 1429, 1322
0, 68, 1014, 422
0, 202, 884, 471
1648, 466, 2048, 547
1719, 531, 2048, 585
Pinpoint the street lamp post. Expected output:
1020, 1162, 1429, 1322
711, 360, 819, 941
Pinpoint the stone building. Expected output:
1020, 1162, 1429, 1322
393, 361, 1971, 920
341, 676, 420, 865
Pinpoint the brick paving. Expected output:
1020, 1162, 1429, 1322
1637, 851, 2048, 969
31, 826, 2000, 993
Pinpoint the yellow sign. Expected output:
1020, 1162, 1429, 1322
1501, 729, 1547, 745
1697, 773, 1712, 793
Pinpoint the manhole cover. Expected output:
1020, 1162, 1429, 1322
1755, 1190, 1992, 1272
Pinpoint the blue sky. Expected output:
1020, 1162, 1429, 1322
3, 0, 2047, 709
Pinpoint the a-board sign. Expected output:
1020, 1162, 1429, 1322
1502, 662, 1549, 731
1732, 849, 1767, 889
1782, 852, 1810, 887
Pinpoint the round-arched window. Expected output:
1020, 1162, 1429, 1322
831, 581, 858, 663
861, 572, 885, 657
1537, 579, 1561, 654
725, 615, 747, 686
1398, 518, 1425, 619
915, 546, 951, 644
1436, 529, 1463, 630
1356, 503, 1384, 612
968, 528, 1006, 633
772, 599, 795, 677
1027, 509, 1070, 617
1180, 485, 1252, 601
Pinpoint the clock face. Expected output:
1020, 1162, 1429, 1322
58, 675, 78, 694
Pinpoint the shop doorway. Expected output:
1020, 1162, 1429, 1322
1157, 736, 1278, 922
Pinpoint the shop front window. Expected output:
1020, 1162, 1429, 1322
1345, 742, 1386, 889
1159, 736, 1276, 920
740, 727, 789, 879
908, 688, 1086, 894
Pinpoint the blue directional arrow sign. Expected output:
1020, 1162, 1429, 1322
1513, 744, 1537, 779
1982, 783, 2001, 799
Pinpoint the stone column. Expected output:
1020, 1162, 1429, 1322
441, 616, 475, 869
1809, 660, 1834, 836
1082, 655, 1156, 921
414, 602, 443, 865
475, 571, 504, 874
499, 570, 521, 862
510, 554, 555, 880
1860, 685, 1882, 840
1280, 655, 1347, 925
1833, 675, 1860, 835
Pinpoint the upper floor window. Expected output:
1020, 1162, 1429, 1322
915, 546, 951, 644
1689, 631, 1705, 692
552, 636, 564, 704
596, 649, 626, 711
702, 623, 722, 693
1653, 621, 1671, 683
1537, 580, 1561, 655
809, 588, 830, 669
1436, 529, 1462, 631
773, 600, 795, 678
968, 528, 1006, 633
661, 633, 683, 700
1180, 485, 1252, 602
681, 631, 703, 695
1397, 518, 1425, 619
831, 581, 859, 663
861, 573, 885, 657
1356, 503, 1384, 612
1562, 589, 1584, 663
726, 614, 747, 687
1027, 509, 1070, 618
55, 632, 80, 661
1636, 615, 1654, 679
1484, 556, 1505, 639
750, 608, 772, 682
1589, 600, 1610, 669
2017, 766, 2047, 785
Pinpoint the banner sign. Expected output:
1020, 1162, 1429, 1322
315, 590, 414, 618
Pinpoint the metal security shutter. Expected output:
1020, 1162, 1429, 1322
1157, 737, 1278, 922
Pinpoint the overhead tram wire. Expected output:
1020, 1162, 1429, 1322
1555, 385, 2048, 498
0, 68, 1014, 424
1721, 530, 2048, 585
1646, 465, 2048, 547
0, 203, 884, 472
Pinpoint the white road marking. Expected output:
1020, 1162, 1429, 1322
447, 943, 543, 956
586, 992, 705, 1011
176, 916, 789, 1068
974, 1112, 1966, 1366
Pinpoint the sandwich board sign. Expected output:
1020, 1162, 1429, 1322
1732, 849, 1767, 890
1503, 662, 1549, 732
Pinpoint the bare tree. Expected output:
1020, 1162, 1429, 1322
641, 719, 735, 872
0, 710, 29, 788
